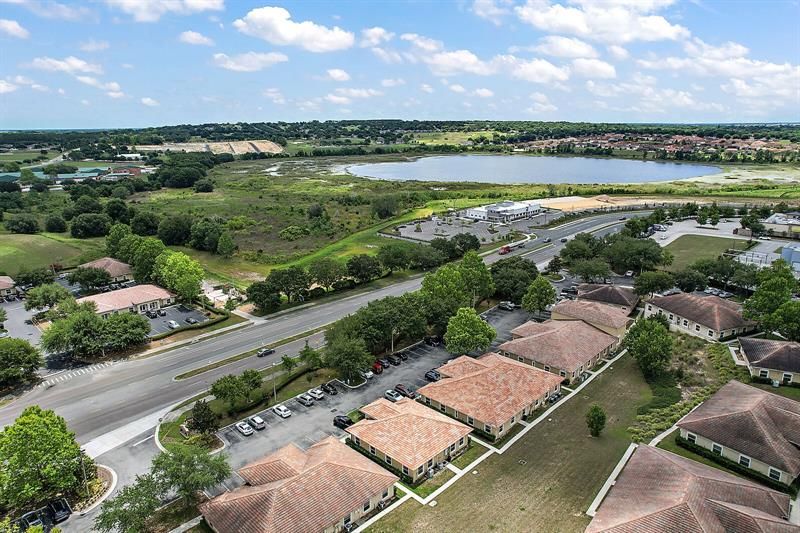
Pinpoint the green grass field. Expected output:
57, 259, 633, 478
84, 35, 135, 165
367, 354, 651, 533
664, 234, 752, 271
0, 233, 105, 274
0, 150, 48, 162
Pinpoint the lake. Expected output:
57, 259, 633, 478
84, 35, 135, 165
345, 155, 720, 184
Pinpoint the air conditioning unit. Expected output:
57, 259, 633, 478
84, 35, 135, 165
772, 379, 780, 388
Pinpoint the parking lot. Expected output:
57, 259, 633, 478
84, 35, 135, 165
0, 299, 41, 345
211, 306, 530, 494
394, 216, 516, 244
146, 305, 208, 336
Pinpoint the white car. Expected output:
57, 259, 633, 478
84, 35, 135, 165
307, 388, 325, 400
360, 370, 374, 380
167, 320, 180, 329
273, 404, 292, 418
235, 421, 254, 436
625, 270, 634, 277
384, 389, 403, 402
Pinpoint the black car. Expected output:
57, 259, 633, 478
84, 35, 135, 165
386, 354, 401, 366
256, 347, 275, 357
157, 308, 167, 316
321, 382, 338, 395
396, 351, 408, 361
377, 358, 392, 369
394, 384, 415, 398
560, 237, 568, 243
333, 415, 353, 430
146, 310, 158, 319
425, 369, 441, 382
48, 499, 72, 523
424, 335, 441, 346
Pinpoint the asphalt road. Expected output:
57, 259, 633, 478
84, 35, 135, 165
0, 210, 646, 450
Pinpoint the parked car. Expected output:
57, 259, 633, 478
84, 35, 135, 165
321, 382, 338, 395
307, 388, 325, 400
394, 384, 415, 398
377, 358, 392, 369
384, 389, 403, 402
256, 347, 275, 357
157, 308, 167, 316
625, 270, 634, 277
386, 354, 401, 366
235, 421, 254, 436
371, 361, 383, 374
185, 317, 198, 324
619, 216, 626, 220
167, 320, 180, 329
248, 415, 266, 430
333, 415, 353, 430
273, 404, 292, 418
48, 499, 72, 523
297, 394, 314, 407
360, 369, 374, 380
498, 301, 516, 311
396, 351, 408, 361
145, 310, 158, 319
424, 335, 441, 346
425, 369, 441, 382
18, 510, 44, 530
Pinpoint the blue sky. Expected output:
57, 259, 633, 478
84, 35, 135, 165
0, 0, 798, 129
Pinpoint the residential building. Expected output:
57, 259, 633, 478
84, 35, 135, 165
200, 436, 397, 533
78, 257, 133, 282
464, 200, 541, 222
577, 284, 639, 314
550, 300, 631, 339
416, 353, 562, 440
739, 337, 800, 385
782, 243, 800, 273
644, 293, 757, 340
346, 397, 472, 483
77, 284, 174, 318
499, 320, 618, 382
586, 445, 797, 532
676, 380, 800, 485
0, 276, 16, 297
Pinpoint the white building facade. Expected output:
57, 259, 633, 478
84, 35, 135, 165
464, 200, 542, 222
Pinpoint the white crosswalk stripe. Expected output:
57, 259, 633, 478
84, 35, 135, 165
39, 362, 115, 387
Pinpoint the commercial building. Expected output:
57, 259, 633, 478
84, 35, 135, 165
739, 337, 800, 385
77, 284, 174, 318
463, 200, 541, 222
200, 437, 397, 533
644, 293, 757, 341
346, 398, 472, 483
78, 257, 133, 282
417, 353, 562, 440
676, 380, 800, 486
0, 276, 16, 297
586, 445, 797, 532
499, 320, 618, 382
764, 213, 800, 239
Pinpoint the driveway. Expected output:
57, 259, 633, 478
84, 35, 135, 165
146, 305, 208, 336
0, 299, 41, 345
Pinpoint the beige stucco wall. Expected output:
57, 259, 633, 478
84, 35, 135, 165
499, 348, 611, 383
328, 485, 396, 533
351, 434, 468, 483
748, 366, 797, 384
644, 303, 756, 341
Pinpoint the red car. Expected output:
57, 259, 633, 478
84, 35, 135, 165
371, 361, 384, 374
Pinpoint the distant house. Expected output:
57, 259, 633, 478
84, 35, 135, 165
346, 397, 472, 483
644, 293, 757, 340
79, 257, 133, 282
77, 284, 173, 318
0, 276, 16, 297
200, 436, 397, 533
499, 320, 618, 382
586, 445, 797, 532
577, 284, 639, 314
550, 300, 631, 339
739, 337, 800, 385
676, 380, 800, 485
416, 353, 562, 440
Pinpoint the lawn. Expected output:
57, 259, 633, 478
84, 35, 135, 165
664, 234, 753, 271
0, 232, 105, 274
657, 429, 746, 479
367, 354, 652, 533
747, 381, 800, 401
450, 441, 489, 470
402, 469, 456, 499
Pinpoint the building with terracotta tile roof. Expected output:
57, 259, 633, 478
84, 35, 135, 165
644, 292, 757, 341
417, 353, 562, 440
676, 380, 800, 485
739, 337, 800, 385
78, 257, 133, 281
346, 397, 472, 483
77, 284, 174, 318
586, 445, 797, 533
0, 275, 16, 297
551, 300, 632, 338
500, 320, 618, 383
577, 284, 639, 313
200, 436, 398, 533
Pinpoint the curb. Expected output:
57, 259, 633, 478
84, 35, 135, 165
79, 464, 117, 516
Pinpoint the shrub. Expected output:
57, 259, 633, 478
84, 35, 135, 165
44, 214, 67, 233
278, 225, 309, 241
5, 214, 39, 234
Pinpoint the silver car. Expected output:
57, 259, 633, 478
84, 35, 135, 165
235, 421, 254, 436
273, 404, 292, 418
307, 388, 325, 400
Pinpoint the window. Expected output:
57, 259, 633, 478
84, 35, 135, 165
769, 468, 782, 481
498, 424, 504, 433
739, 455, 751, 468
484, 424, 492, 433
425, 397, 431, 406
382, 489, 389, 499
467, 416, 474, 426
450, 442, 456, 452
440, 404, 446, 413
417, 465, 424, 475
385, 455, 392, 466
647, 305, 652, 311
712, 443, 723, 455
363, 501, 371, 512
759, 369, 769, 378
344, 516, 352, 526
683, 319, 688, 326
459, 437, 465, 446
402, 465, 409, 475
560, 370, 566, 377
783, 373, 793, 384
427, 459, 433, 468
687, 432, 697, 444
518, 357, 524, 363
511, 415, 515, 423
708, 330, 714, 337
354, 436, 361, 446
454, 410, 460, 419
668, 314, 673, 320
544, 365, 550, 372
695, 324, 700, 331
369, 445, 376, 455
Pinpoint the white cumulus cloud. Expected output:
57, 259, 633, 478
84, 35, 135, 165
420, 83, 434, 94
335, 87, 381, 98
471, 0, 510, 25
79, 39, 109, 52
449, 84, 466, 93
0, 19, 29, 39
510, 57, 570, 83
381, 78, 405, 87
179, 30, 214, 46
360, 26, 394, 47
233, 6, 354, 52
0, 80, 18, 94
263, 87, 285, 104
572, 58, 616, 78
141, 96, 159, 106
607, 45, 629, 60
5, 0, 93, 22
534, 36, 597, 58
473, 88, 494, 98
29, 56, 103, 74
326, 68, 350, 81
104, 0, 224, 23
212, 52, 288, 72
324, 94, 350, 105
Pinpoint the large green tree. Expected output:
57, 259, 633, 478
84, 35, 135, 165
569, 258, 611, 283
458, 251, 495, 306
490, 255, 539, 304
346, 255, 383, 284
67, 267, 112, 291
0, 338, 43, 388
420, 264, 471, 333
443, 307, 496, 355
210, 374, 250, 409
585, 404, 607, 437
130, 237, 166, 282
376, 243, 410, 274
187, 399, 219, 436
94, 474, 162, 533
246, 280, 281, 313
624, 318, 673, 379
41, 307, 106, 357
324, 335, 372, 384
155, 251, 204, 301
521, 276, 557, 314
308, 258, 346, 292
265, 266, 310, 303
771, 301, 800, 342
672, 269, 707, 293
0, 406, 91, 509
634, 271, 674, 297
150, 446, 230, 506
24, 283, 72, 311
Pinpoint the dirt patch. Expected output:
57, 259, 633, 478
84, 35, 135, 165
136, 140, 283, 155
